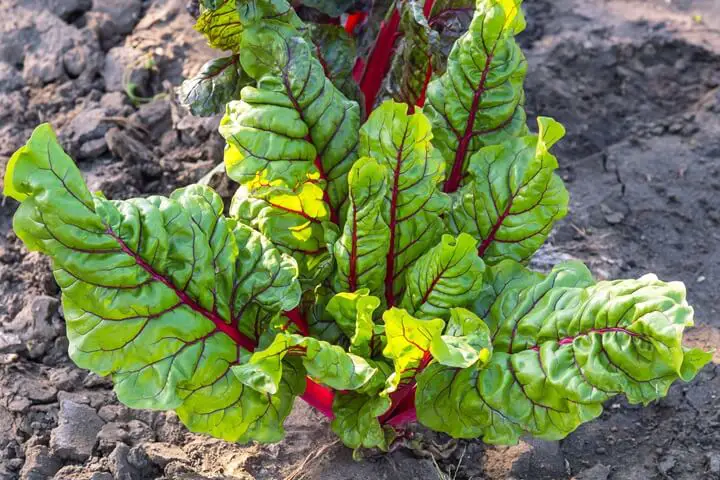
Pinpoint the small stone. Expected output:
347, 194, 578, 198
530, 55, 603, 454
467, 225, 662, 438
48, 0, 93, 21
131, 100, 172, 140
707, 452, 720, 475
90, 473, 114, 480
572, 463, 611, 480
106, 128, 154, 164
63, 46, 87, 78
50, 400, 105, 461
100, 91, 131, 116
697, 275, 706, 283
595, 447, 606, 455
78, 138, 109, 160
141, 442, 188, 468
109, 443, 139, 480
89, 0, 143, 49
97, 421, 154, 453
657, 456, 676, 475
20, 445, 62, 480
65, 108, 111, 145
668, 123, 683, 134
98, 404, 132, 423
48, 367, 84, 391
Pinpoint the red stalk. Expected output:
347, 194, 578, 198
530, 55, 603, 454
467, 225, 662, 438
301, 378, 336, 418
285, 307, 310, 337
344, 12, 367, 34
357, 4, 402, 113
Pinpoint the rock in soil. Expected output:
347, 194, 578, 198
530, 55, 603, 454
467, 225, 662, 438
19, 445, 62, 480
50, 400, 104, 461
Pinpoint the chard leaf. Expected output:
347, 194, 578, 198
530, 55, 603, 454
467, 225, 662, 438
431, 307, 493, 368
416, 263, 711, 443
425, 0, 528, 192
385, 0, 440, 106
178, 55, 251, 117
302, 0, 355, 16
308, 23, 365, 115
230, 179, 332, 289
331, 392, 392, 450
427, 1, 475, 73
332, 157, 390, 296
325, 289, 381, 358
233, 332, 377, 394
5, 124, 302, 443
447, 117, 569, 264
221, 27, 361, 215
359, 100, 448, 306
399, 233, 485, 320
382, 308, 445, 395
196, 0, 306, 52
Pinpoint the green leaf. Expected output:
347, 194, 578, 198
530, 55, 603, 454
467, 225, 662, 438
448, 117, 569, 264
178, 56, 252, 117
325, 289, 382, 358
416, 264, 710, 443
196, 0, 305, 52
302, 0, 355, 16
359, 100, 448, 305
399, 233, 485, 319
230, 180, 332, 289
5, 124, 302, 443
308, 24, 364, 110
381, 308, 445, 395
430, 307, 493, 368
332, 157, 390, 296
233, 332, 377, 394
385, 0, 440, 106
425, 0, 529, 191
221, 28, 361, 214
331, 392, 392, 450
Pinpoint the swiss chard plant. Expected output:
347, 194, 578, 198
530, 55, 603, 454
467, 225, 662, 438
4, 0, 710, 452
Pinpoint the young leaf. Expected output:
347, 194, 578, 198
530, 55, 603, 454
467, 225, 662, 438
359, 100, 448, 306
325, 289, 382, 358
233, 332, 377, 394
399, 233, 485, 320
331, 392, 392, 450
5, 124, 303, 443
230, 180, 332, 289
382, 308, 444, 395
416, 264, 711, 443
178, 56, 251, 117
447, 117, 569, 264
332, 157, 390, 296
425, 0, 529, 192
385, 0, 440, 106
430, 307, 493, 368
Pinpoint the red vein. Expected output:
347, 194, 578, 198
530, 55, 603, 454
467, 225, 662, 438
284, 308, 310, 337
478, 200, 511, 257
348, 203, 359, 291
528, 327, 642, 352
443, 53, 495, 193
107, 228, 256, 352
384, 129, 408, 307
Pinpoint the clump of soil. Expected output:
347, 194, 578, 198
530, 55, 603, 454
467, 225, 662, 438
0, 0, 718, 479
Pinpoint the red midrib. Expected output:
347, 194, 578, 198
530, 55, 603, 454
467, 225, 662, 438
358, 7, 401, 113
107, 229, 256, 352
384, 144, 404, 306
528, 327, 642, 352
478, 199, 512, 257
348, 203, 359, 291
443, 53, 495, 193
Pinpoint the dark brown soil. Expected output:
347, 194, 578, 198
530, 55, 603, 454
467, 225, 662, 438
1, 0, 718, 479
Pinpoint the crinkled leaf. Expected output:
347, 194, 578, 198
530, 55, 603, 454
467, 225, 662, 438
5, 124, 303, 443
196, 0, 306, 52
359, 100, 448, 305
331, 392, 392, 450
230, 178, 332, 289
399, 233, 485, 319
425, 0, 528, 191
325, 289, 381, 358
332, 157, 390, 296
430, 307, 492, 368
233, 332, 377, 394
427, 1, 475, 73
385, 0, 440, 106
448, 117, 569, 264
416, 263, 710, 443
221, 28, 360, 214
178, 55, 251, 117
302, 0, 355, 16
308, 24, 364, 109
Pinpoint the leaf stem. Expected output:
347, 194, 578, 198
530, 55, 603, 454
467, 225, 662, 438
285, 307, 310, 336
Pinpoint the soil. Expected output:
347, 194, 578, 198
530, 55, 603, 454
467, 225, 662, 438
0, 0, 719, 479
